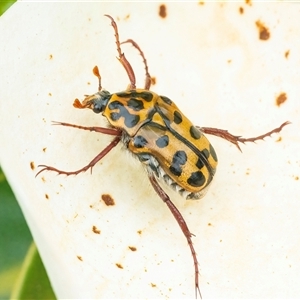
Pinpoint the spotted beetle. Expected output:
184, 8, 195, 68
37, 15, 289, 298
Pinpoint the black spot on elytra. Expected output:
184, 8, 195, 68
169, 150, 187, 177
173, 111, 182, 124
187, 171, 205, 187
201, 148, 209, 159
169, 165, 182, 176
133, 135, 148, 148
109, 100, 140, 128
196, 157, 204, 169
161, 96, 172, 105
210, 144, 218, 162
190, 126, 201, 139
128, 98, 144, 111
156, 135, 169, 148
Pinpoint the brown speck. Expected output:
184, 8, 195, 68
245, 0, 252, 5
89, 204, 93, 208
137, 230, 142, 235
87, 82, 91, 85
77, 256, 83, 261
227, 59, 232, 63
41, 177, 46, 182
30, 161, 35, 170
220, 239, 222, 242
239, 7, 244, 14
124, 14, 130, 20
151, 283, 157, 287
198, 1, 205, 4
208, 223, 212, 226
48, 92, 52, 96
101, 194, 115, 206
276, 136, 282, 142
159, 4, 167, 18
295, 176, 299, 181
151, 77, 156, 85
256, 20, 270, 40
43, 147, 47, 152
116, 263, 123, 269
45, 194, 49, 200
276, 92, 287, 107
285, 50, 290, 59
128, 246, 137, 251
49, 54, 53, 59
92, 225, 101, 234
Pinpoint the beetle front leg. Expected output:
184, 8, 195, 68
148, 173, 202, 299
121, 39, 151, 90
104, 14, 136, 89
199, 121, 290, 151
51, 121, 121, 136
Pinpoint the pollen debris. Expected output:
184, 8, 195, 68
92, 226, 101, 234
30, 161, 35, 170
159, 4, 167, 18
128, 246, 137, 251
116, 263, 123, 269
45, 194, 49, 200
285, 50, 290, 59
255, 20, 270, 40
77, 256, 83, 261
101, 194, 115, 206
276, 92, 287, 107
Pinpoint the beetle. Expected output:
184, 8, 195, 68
37, 15, 289, 298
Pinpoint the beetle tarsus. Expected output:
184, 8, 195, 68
200, 121, 290, 151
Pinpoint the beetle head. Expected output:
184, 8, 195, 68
73, 90, 111, 113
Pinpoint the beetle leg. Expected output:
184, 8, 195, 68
199, 121, 290, 152
148, 173, 202, 299
104, 15, 136, 90
51, 121, 121, 136
121, 39, 151, 90
36, 135, 121, 177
